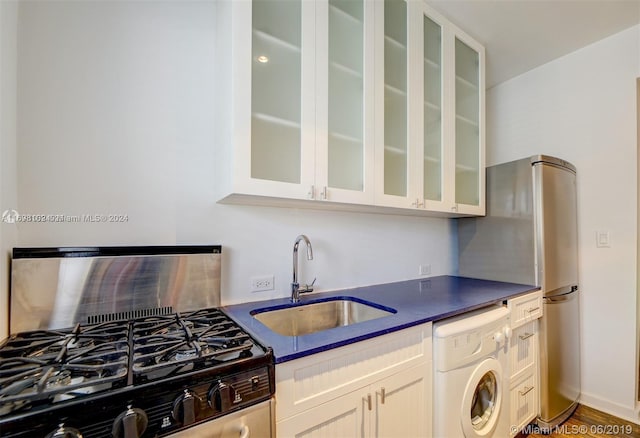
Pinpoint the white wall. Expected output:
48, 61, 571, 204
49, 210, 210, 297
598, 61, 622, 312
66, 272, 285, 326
487, 25, 639, 422
0, 0, 18, 340
14, 1, 455, 308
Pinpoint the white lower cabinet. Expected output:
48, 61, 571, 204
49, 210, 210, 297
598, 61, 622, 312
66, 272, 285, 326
509, 372, 538, 434
278, 364, 427, 437
275, 323, 432, 437
507, 290, 543, 436
373, 365, 429, 437
277, 387, 364, 437
510, 321, 537, 383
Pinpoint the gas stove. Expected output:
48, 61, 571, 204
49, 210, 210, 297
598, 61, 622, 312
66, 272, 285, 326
0, 308, 274, 437
1, 246, 275, 438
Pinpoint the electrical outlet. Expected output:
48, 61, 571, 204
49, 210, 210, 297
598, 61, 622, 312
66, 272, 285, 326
251, 275, 274, 292
596, 230, 611, 248
419, 264, 431, 276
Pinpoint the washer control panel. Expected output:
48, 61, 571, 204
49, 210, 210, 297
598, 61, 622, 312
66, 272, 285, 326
433, 306, 510, 372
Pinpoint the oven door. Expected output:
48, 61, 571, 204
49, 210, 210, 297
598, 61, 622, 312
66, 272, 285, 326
168, 399, 274, 438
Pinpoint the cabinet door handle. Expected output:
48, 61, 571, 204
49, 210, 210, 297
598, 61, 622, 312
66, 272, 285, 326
519, 386, 534, 396
365, 393, 372, 411
320, 186, 327, 200
519, 332, 534, 340
307, 185, 315, 199
380, 387, 386, 404
527, 307, 540, 313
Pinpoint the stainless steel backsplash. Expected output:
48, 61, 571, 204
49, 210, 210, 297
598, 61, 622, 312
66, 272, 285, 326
10, 246, 221, 333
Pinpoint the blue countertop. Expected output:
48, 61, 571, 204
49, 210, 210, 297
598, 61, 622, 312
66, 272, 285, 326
223, 276, 538, 363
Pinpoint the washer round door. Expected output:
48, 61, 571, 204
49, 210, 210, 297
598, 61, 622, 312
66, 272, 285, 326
461, 358, 504, 437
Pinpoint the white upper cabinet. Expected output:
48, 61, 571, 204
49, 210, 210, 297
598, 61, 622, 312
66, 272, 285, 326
421, 12, 445, 210
315, 0, 375, 204
216, 0, 484, 216
374, 1, 485, 215
373, 0, 413, 209
220, 0, 315, 201
217, 0, 374, 205
250, 0, 306, 186
453, 30, 485, 215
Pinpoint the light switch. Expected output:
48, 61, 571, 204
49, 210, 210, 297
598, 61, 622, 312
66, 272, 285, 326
596, 231, 610, 248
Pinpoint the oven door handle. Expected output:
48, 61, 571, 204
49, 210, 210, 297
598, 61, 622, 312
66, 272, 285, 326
239, 425, 250, 438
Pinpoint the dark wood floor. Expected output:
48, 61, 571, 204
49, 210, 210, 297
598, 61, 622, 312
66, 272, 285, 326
518, 405, 640, 438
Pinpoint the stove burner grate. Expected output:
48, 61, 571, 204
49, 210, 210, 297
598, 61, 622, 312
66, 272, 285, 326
0, 355, 128, 415
131, 309, 255, 375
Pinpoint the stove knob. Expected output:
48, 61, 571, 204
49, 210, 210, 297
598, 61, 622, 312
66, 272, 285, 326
172, 389, 201, 426
45, 423, 83, 438
112, 405, 148, 438
208, 381, 236, 413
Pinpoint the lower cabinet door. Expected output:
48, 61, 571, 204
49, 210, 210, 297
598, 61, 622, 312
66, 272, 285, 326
510, 373, 538, 436
276, 363, 431, 438
373, 364, 430, 438
276, 388, 365, 438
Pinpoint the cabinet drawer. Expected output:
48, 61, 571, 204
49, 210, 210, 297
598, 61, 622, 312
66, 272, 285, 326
508, 290, 542, 328
510, 373, 538, 436
509, 321, 537, 381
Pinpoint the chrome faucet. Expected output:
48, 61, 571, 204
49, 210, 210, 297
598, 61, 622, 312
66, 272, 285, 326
291, 234, 314, 303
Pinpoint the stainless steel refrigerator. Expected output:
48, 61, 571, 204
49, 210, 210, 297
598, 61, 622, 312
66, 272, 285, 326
457, 155, 580, 429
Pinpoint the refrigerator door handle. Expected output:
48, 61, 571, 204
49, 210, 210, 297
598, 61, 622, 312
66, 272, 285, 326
544, 286, 579, 303
545, 285, 578, 298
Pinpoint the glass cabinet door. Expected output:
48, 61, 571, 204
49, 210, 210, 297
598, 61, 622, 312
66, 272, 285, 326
251, 0, 302, 184
454, 37, 481, 207
327, 0, 365, 193
382, 0, 408, 198
423, 15, 443, 203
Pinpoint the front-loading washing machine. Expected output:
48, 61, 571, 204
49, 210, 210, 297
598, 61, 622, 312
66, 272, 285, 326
433, 305, 511, 438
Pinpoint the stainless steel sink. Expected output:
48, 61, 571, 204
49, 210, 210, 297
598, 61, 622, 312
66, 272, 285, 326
251, 298, 395, 337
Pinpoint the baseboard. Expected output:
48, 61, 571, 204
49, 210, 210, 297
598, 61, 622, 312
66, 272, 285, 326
579, 391, 640, 425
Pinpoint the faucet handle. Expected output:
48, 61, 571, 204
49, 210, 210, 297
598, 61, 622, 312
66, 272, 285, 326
300, 278, 316, 293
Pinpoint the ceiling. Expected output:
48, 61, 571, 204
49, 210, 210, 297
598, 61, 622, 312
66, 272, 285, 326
426, 0, 640, 88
